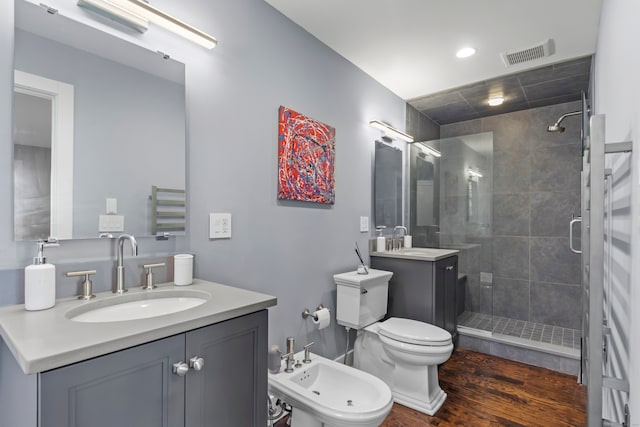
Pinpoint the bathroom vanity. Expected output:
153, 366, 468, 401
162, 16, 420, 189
0, 279, 277, 427
371, 248, 459, 338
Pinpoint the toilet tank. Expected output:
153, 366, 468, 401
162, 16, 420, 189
334, 269, 393, 329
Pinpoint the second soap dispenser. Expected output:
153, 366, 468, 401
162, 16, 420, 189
24, 239, 59, 311
375, 226, 386, 252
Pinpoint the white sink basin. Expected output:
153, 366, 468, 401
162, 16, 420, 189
66, 289, 210, 323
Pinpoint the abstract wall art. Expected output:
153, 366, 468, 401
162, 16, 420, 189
277, 106, 336, 204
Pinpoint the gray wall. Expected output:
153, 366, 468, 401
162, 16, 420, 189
1, 0, 406, 362
441, 101, 583, 330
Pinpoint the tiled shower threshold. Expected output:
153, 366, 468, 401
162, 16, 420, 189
457, 311, 580, 359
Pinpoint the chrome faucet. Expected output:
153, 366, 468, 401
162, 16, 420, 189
393, 226, 408, 250
282, 337, 296, 373
114, 234, 138, 294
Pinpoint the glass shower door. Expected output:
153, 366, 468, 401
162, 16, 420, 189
409, 132, 494, 335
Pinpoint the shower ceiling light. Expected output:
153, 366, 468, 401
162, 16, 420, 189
369, 120, 414, 143
488, 96, 504, 106
456, 47, 476, 58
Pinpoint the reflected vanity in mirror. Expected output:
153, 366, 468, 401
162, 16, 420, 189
13, 0, 186, 241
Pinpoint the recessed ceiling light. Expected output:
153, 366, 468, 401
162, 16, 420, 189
456, 47, 476, 58
488, 96, 504, 106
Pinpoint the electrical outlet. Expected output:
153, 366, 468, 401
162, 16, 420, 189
209, 213, 232, 238
99, 214, 124, 232
360, 216, 369, 232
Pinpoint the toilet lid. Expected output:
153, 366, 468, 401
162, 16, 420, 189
378, 318, 451, 346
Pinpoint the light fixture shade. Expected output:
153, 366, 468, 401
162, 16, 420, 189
488, 96, 504, 106
420, 144, 442, 158
117, 0, 218, 49
369, 120, 414, 143
467, 169, 483, 178
77, 0, 148, 33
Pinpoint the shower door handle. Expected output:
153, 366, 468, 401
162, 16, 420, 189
569, 215, 582, 254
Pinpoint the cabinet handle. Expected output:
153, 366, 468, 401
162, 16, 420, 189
445, 266, 454, 271
189, 356, 205, 371
173, 361, 189, 377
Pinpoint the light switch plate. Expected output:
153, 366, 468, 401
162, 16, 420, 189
360, 216, 369, 232
209, 213, 232, 238
99, 214, 124, 232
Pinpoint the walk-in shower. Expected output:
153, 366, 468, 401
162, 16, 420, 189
547, 110, 582, 132
408, 102, 587, 374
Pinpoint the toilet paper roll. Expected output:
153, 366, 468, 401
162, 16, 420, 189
312, 307, 331, 330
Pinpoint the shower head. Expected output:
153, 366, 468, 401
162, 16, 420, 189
547, 124, 565, 133
546, 110, 581, 133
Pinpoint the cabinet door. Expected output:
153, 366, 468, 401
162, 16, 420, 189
436, 256, 458, 336
39, 334, 185, 427
185, 310, 267, 427
372, 257, 436, 323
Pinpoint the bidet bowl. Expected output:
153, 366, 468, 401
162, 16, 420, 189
268, 351, 393, 427
66, 289, 210, 323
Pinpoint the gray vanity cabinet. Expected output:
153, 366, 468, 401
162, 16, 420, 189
371, 255, 458, 338
38, 310, 267, 427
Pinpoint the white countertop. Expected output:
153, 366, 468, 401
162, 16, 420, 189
370, 247, 459, 261
0, 279, 277, 374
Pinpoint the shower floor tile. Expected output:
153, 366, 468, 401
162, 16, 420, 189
457, 311, 581, 350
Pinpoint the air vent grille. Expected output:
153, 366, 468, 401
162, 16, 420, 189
501, 39, 553, 66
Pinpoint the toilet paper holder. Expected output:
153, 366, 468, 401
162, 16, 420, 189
302, 304, 330, 321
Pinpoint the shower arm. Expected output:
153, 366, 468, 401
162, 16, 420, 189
552, 110, 581, 127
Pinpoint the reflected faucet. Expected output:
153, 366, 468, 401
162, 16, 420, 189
114, 234, 138, 294
393, 226, 408, 250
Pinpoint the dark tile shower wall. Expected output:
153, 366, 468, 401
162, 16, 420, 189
441, 101, 582, 330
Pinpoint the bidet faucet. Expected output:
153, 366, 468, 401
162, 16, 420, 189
282, 337, 295, 372
114, 234, 138, 294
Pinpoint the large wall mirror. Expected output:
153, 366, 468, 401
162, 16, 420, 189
13, 0, 186, 241
374, 140, 403, 228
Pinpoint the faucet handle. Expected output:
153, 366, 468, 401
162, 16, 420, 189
303, 342, 314, 364
66, 270, 97, 300
142, 262, 166, 290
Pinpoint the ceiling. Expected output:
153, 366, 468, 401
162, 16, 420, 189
265, 0, 602, 124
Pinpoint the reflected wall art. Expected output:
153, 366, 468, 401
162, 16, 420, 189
277, 106, 335, 204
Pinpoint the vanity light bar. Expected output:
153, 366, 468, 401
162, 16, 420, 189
369, 120, 414, 143
467, 169, 483, 178
77, 0, 149, 33
116, 0, 218, 49
414, 142, 442, 158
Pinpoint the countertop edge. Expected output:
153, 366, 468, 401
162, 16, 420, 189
0, 280, 277, 374
370, 248, 459, 261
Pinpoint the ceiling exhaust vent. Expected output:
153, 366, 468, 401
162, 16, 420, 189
501, 39, 554, 66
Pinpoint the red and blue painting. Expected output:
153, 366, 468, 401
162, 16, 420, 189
278, 106, 335, 204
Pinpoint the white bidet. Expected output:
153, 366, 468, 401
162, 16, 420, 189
268, 351, 393, 427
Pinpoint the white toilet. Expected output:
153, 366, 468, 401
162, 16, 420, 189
334, 268, 453, 416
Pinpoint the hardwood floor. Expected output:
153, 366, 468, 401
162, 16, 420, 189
381, 348, 586, 427
274, 348, 586, 426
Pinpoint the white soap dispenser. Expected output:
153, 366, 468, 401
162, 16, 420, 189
375, 226, 386, 252
24, 239, 59, 311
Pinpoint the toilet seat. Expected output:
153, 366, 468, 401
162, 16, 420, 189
378, 317, 451, 346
